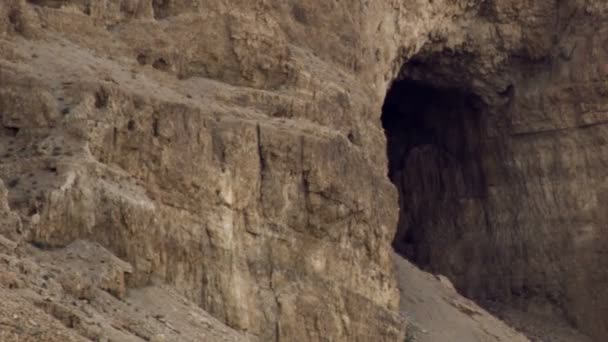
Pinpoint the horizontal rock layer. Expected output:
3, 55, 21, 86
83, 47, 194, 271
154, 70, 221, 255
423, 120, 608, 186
1, 0, 606, 341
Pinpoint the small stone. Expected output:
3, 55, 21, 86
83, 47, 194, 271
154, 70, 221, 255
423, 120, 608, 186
0, 271, 24, 289
149, 333, 167, 342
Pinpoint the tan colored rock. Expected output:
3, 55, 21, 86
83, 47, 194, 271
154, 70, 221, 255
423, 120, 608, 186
149, 334, 167, 342
0, 270, 23, 289
1, 0, 607, 342
387, 1, 608, 341
1, 1, 407, 340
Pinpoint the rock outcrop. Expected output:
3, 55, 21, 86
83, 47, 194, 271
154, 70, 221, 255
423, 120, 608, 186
386, 1, 608, 340
0, 0, 605, 341
1, 1, 409, 340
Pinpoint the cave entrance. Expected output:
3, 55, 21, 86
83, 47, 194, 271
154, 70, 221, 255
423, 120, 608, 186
382, 77, 487, 275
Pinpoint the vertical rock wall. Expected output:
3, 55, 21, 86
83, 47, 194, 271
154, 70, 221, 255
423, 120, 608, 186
0, 0, 439, 340
1, 0, 608, 341
387, 1, 608, 340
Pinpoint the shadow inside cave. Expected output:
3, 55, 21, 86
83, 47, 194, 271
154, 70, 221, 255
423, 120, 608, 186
381, 77, 487, 272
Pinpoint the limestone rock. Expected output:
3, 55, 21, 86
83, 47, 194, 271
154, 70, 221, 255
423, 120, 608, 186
386, 1, 608, 340
0, 1, 606, 342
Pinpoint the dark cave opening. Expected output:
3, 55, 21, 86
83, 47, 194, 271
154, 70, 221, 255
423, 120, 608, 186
380, 68, 602, 341
382, 77, 487, 272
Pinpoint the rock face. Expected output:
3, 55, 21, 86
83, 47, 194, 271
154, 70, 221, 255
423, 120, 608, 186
386, 1, 608, 341
0, 0, 605, 341
1, 1, 409, 340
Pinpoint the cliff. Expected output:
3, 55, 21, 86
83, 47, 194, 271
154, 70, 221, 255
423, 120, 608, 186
0, 0, 605, 341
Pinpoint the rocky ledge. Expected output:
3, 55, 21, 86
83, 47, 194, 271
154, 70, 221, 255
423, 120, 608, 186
1, 1, 606, 341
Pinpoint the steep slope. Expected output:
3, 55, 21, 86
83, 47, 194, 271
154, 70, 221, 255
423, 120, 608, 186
1, 1, 410, 340
1, 0, 607, 342
393, 255, 529, 342
394, 255, 592, 342
0, 179, 256, 342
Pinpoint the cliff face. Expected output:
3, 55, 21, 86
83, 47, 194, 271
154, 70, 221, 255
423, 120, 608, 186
0, 0, 605, 341
387, 1, 608, 340
0, 1, 411, 340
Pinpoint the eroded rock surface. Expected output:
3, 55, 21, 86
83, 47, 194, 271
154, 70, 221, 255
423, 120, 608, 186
0, 0, 605, 341
387, 1, 608, 341
1, 1, 410, 340
0, 180, 256, 341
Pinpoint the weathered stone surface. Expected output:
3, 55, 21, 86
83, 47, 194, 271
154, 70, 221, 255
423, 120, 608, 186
387, 1, 608, 340
1, 1, 409, 340
0, 188, 255, 341
0, 0, 605, 341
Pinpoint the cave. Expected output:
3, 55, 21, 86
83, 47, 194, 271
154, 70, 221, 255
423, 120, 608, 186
382, 76, 489, 277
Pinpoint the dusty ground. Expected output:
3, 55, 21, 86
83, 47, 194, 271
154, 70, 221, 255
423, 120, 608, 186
394, 254, 592, 342
394, 254, 527, 342
0, 234, 255, 342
